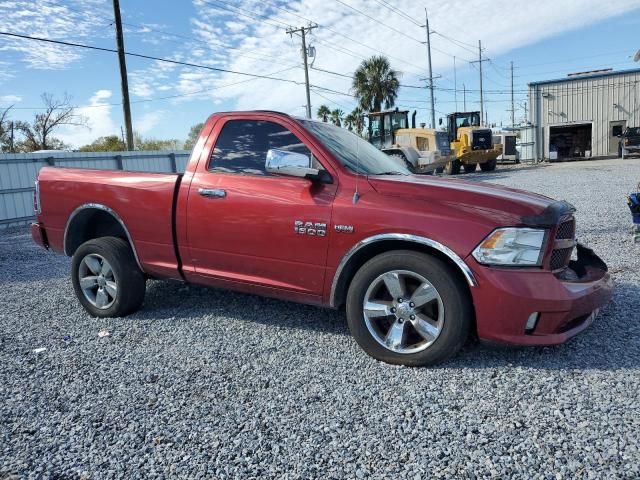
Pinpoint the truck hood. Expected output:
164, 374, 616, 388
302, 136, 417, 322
367, 174, 561, 226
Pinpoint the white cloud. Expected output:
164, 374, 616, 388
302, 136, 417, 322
135, 111, 164, 135
0, 0, 110, 70
0, 94, 22, 105
57, 90, 119, 148
192, 0, 640, 118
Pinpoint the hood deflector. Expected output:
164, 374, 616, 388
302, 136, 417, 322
521, 200, 576, 227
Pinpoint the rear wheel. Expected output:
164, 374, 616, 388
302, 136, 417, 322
444, 159, 461, 175
71, 237, 146, 318
346, 251, 472, 366
479, 159, 497, 172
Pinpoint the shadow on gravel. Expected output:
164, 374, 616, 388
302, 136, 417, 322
140, 278, 640, 372
141, 280, 350, 336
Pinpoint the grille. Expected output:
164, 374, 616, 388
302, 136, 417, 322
472, 130, 492, 150
549, 216, 576, 271
550, 247, 573, 271
556, 218, 576, 239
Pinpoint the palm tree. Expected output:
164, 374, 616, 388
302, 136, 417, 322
351, 106, 365, 134
330, 109, 344, 127
343, 112, 356, 131
352, 55, 401, 113
316, 105, 331, 122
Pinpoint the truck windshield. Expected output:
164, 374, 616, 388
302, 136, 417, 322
300, 120, 411, 175
625, 127, 640, 136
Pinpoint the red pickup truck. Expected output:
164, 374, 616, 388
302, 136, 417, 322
31, 111, 613, 366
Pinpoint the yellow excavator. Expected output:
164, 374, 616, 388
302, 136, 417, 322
442, 111, 502, 174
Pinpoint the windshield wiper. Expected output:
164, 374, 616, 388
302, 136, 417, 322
374, 171, 408, 176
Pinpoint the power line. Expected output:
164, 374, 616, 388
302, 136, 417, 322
370, 0, 422, 27
2, 66, 299, 110
333, 0, 424, 45
0, 31, 306, 85
198, 0, 292, 29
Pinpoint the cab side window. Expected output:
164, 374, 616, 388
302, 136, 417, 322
209, 120, 314, 175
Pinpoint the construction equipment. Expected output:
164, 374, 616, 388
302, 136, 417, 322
443, 111, 502, 174
366, 109, 452, 174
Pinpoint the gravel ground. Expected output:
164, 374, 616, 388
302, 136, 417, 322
1, 158, 639, 479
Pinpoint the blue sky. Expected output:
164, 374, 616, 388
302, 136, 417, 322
1, 0, 640, 148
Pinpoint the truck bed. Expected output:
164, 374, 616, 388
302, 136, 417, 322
37, 167, 182, 279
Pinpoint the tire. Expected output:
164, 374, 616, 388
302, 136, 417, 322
479, 159, 497, 172
71, 236, 146, 318
388, 153, 414, 173
346, 250, 472, 366
462, 163, 477, 173
618, 143, 622, 158
444, 159, 461, 175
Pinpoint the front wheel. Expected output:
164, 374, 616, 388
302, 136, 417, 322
71, 237, 146, 318
480, 159, 497, 172
346, 251, 472, 366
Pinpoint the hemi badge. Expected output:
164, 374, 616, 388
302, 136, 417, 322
334, 224, 354, 233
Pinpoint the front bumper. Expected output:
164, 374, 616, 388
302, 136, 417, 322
469, 244, 613, 346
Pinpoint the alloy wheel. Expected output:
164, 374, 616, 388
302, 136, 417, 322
78, 253, 117, 309
362, 269, 444, 354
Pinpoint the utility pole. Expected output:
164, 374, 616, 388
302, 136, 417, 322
422, 9, 436, 129
286, 23, 318, 119
478, 40, 484, 125
453, 56, 458, 112
510, 61, 515, 127
463, 84, 467, 111
112, 0, 134, 150
520, 101, 528, 123
470, 40, 489, 126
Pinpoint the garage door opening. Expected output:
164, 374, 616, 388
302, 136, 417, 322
549, 123, 592, 161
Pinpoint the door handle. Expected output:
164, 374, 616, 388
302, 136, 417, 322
198, 188, 226, 198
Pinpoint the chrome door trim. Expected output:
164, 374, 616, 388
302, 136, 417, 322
329, 233, 477, 307
63, 203, 144, 272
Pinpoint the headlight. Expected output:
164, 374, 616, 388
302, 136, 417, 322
472, 228, 547, 266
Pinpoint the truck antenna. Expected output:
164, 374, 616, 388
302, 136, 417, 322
352, 131, 360, 204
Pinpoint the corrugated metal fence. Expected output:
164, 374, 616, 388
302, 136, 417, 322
0, 150, 191, 228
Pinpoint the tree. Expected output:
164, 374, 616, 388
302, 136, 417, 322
352, 55, 401, 113
343, 112, 355, 131
316, 105, 331, 122
351, 106, 365, 134
343, 107, 366, 134
15, 93, 87, 151
133, 131, 181, 151
79, 135, 125, 152
330, 109, 344, 127
0, 106, 13, 152
184, 122, 204, 150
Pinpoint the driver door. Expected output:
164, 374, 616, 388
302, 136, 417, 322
185, 117, 337, 300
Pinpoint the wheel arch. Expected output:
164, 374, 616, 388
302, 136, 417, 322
63, 203, 144, 271
330, 234, 477, 308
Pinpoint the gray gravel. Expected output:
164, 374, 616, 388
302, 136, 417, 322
1, 158, 639, 479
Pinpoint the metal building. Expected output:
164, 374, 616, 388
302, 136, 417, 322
528, 67, 640, 161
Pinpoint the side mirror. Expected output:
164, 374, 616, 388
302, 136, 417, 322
265, 149, 332, 183
438, 117, 443, 125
